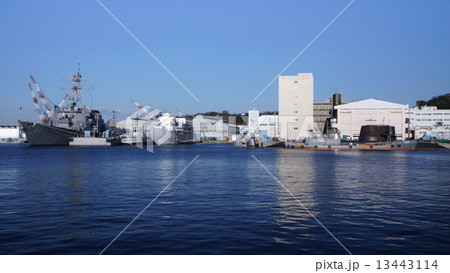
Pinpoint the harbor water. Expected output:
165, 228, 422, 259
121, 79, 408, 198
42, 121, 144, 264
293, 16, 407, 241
0, 144, 449, 254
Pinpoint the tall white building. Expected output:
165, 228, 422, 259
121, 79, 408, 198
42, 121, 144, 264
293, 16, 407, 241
278, 73, 314, 140
333, 99, 408, 140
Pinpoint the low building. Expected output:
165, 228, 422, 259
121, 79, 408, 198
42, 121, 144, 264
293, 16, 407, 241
257, 115, 279, 139
0, 125, 26, 142
333, 99, 408, 140
414, 128, 432, 139
406, 106, 450, 128
116, 109, 159, 136
248, 109, 278, 139
193, 115, 238, 140
406, 106, 450, 140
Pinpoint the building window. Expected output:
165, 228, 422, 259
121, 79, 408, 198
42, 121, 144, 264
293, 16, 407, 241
294, 80, 298, 84
294, 110, 298, 114
293, 127, 298, 130
293, 102, 298, 106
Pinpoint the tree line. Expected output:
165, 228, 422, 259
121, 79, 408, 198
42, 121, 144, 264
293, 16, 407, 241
416, 93, 450, 109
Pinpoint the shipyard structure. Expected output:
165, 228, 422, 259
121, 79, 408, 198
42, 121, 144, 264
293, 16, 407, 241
13, 67, 449, 146
242, 72, 449, 144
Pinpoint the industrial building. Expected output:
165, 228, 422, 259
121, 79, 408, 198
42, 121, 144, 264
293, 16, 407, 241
0, 125, 26, 142
248, 109, 278, 139
193, 115, 238, 141
333, 99, 408, 140
407, 106, 450, 128
406, 106, 450, 140
313, 101, 333, 133
278, 73, 314, 140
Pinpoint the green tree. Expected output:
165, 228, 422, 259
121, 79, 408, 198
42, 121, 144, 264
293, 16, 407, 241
416, 93, 450, 109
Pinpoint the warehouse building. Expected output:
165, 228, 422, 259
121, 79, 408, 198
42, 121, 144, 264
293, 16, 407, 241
333, 99, 408, 140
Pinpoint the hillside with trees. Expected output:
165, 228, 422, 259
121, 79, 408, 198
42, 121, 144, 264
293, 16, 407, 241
416, 93, 450, 109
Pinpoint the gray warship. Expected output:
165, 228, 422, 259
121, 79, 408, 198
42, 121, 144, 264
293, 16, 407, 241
19, 68, 106, 146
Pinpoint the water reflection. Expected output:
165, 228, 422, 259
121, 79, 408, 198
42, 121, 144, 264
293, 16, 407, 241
1, 144, 449, 254
270, 150, 411, 252
275, 150, 317, 209
271, 150, 320, 247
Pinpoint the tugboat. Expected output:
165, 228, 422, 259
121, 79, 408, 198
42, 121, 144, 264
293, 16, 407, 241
19, 67, 106, 146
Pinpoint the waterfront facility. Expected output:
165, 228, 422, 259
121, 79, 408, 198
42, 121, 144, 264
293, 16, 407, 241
332, 99, 409, 141
406, 106, 450, 139
248, 109, 278, 139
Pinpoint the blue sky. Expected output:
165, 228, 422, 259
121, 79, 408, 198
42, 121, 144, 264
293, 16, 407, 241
0, 0, 449, 124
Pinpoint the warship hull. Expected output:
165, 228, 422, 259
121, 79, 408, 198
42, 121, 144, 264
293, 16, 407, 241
19, 121, 82, 146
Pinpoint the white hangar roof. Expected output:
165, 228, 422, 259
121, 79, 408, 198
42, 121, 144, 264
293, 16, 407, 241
335, 99, 408, 109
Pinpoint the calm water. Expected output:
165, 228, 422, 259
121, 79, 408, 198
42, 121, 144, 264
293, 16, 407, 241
0, 143, 449, 254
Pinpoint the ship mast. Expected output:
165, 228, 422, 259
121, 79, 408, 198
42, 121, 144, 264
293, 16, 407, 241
62, 63, 93, 105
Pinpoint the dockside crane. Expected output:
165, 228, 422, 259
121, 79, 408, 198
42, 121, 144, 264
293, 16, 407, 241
130, 98, 163, 120
28, 75, 69, 123
56, 94, 70, 110
28, 82, 45, 121
176, 107, 182, 116
30, 75, 52, 115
